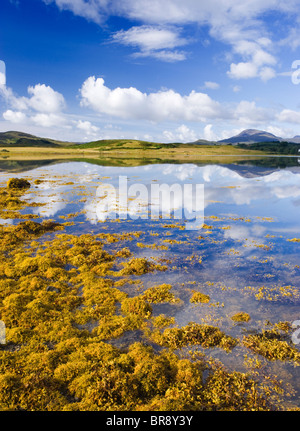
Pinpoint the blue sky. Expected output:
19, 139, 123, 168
1, 0, 300, 143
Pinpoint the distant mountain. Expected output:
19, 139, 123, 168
0, 131, 74, 147
288, 135, 300, 144
186, 138, 217, 145
217, 128, 300, 145
218, 129, 281, 144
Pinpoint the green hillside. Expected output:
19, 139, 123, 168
1, 131, 300, 156
237, 141, 300, 155
69, 139, 182, 150
0, 131, 74, 147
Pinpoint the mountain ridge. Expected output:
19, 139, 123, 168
1, 129, 300, 147
217, 128, 300, 144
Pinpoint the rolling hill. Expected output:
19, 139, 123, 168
0, 131, 75, 147
1, 130, 300, 156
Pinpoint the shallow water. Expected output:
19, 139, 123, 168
1, 156, 300, 409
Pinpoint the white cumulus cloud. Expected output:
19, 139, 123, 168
76, 120, 99, 135
3, 110, 27, 123
234, 100, 272, 124
277, 109, 300, 124
163, 124, 197, 142
227, 39, 277, 81
0, 79, 69, 131
227, 62, 259, 80
0, 82, 65, 113
31, 112, 67, 128
203, 124, 218, 141
27, 84, 65, 113
79, 76, 226, 122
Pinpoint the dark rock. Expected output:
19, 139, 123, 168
46, 286, 61, 294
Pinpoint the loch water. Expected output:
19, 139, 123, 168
1, 156, 300, 409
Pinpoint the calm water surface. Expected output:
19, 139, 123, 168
1, 156, 300, 407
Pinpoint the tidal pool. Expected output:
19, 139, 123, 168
0, 157, 299, 411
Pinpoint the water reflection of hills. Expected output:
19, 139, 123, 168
226, 157, 300, 178
223, 164, 300, 178
0, 156, 299, 176
0, 159, 61, 173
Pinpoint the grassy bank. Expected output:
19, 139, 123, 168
0, 140, 269, 161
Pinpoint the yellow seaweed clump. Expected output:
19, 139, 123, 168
0, 220, 63, 249
243, 328, 300, 363
0, 338, 277, 411
0, 184, 28, 219
152, 314, 176, 328
201, 363, 272, 411
120, 257, 167, 275
190, 291, 210, 304
151, 323, 237, 352
0, 217, 293, 411
121, 296, 152, 319
0, 180, 47, 220
231, 312, 251, 322
143, 284, 178, 304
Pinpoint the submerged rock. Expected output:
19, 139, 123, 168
46, 286, 61, 294
7, 178, 31, 190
